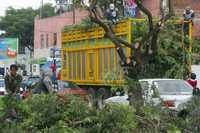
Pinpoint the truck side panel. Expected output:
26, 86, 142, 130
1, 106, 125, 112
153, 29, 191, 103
61, 19, 132, 86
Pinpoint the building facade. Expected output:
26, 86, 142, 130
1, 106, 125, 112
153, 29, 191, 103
34, 9, 88, 59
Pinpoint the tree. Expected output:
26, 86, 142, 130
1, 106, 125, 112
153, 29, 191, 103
39, 3, 56, 18
0, 7, 37, 52
0, 4, 56, 53
71, 0, 177, 107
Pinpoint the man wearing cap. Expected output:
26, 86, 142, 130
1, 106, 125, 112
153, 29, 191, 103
183, 6, 195, 35
106, 3, 119, 23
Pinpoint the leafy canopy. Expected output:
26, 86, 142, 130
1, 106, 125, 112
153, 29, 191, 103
0, 3, 55, 52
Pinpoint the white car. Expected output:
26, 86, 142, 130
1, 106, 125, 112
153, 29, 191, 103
105, 79, 193, 111
0, 79, 6, 96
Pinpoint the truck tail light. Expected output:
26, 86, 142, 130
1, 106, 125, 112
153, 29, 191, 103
163, 100, 175, 107
0, 91, 4, 95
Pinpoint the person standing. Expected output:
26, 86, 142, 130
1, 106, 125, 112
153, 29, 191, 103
4, 64, 22, 120
183, 6, 195, 35
187, 73, 197, 89
5, 64, 22, 96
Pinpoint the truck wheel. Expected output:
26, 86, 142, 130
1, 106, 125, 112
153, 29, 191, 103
97, 88, 110, 99
88, 88, 96, 107
97, 88, 110, 109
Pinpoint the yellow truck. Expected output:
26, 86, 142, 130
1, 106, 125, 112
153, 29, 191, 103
61, 18, 192, 99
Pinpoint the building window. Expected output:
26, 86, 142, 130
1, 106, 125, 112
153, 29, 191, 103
53, 33, 57, 46
40, 34, 44, 49
46, 34, 49, 48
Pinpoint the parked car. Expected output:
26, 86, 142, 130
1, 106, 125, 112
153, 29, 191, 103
56, 80, 88, 97
24, 75, 41, 87
0, 79, 6, 96
105, 79, 193, 111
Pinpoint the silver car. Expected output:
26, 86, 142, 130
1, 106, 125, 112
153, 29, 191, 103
105, 79, 193, 111
0, 79, 6, 96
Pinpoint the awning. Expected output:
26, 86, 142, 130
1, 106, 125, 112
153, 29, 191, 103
29, 57, 47, 64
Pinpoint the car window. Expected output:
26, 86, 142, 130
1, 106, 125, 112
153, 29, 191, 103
0, 80, 4, 87
154, 80, 193, 95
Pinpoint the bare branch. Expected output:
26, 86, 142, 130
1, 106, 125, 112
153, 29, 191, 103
135, 0, 153, 33
115, 37, 134, 49
89, 7, 127, 63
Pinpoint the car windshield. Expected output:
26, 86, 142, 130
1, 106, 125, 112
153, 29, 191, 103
0, 80, 5, 87
154, 80, 193, 95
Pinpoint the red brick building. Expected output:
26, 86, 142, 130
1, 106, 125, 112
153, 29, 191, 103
34, 9, 88, 59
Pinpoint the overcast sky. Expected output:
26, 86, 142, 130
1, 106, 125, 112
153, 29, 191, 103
0, 0, 55, 16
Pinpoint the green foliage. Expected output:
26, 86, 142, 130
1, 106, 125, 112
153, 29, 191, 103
2, 93, 200, 132
0, 7, 37, 51
181, 96, 200, 132
63, 17, 98, 31
131, 20, 148, 42
94, 104, 137, 133
0, 94, 137, 132
39, 3, 56, 18
131, 19, 188, 79
0, 3, 55, 51
192, 38, 200, 64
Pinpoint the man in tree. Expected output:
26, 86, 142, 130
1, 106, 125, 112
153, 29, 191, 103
183, 6, 195, 35
106, 3, 119, 23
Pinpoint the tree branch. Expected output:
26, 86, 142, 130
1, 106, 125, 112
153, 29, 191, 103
135, 0, 153, 33
88, 7, 127, 63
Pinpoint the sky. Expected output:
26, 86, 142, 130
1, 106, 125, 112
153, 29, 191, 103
0, 0, 55, 16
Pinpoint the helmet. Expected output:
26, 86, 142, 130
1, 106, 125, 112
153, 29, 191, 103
109, 3, 115, 10
186, 6, 191, 10
191, 73, 196, 80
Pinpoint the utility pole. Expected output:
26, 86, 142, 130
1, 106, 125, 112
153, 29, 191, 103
40, 0, 44, 18
72, 2, 75, 24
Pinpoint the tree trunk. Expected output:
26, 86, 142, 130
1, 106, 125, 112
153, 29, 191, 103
168, 0, 175, 16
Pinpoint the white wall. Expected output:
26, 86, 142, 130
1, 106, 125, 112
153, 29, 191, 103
34, 48, 51, 59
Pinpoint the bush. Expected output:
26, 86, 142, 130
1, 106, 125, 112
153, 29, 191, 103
5, 93, 200, 132
0, 94, 138, 132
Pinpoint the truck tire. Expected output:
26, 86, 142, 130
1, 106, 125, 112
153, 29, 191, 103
97, 88, 110, 109
88, 88, 96, 107
97, 88, 110, 99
